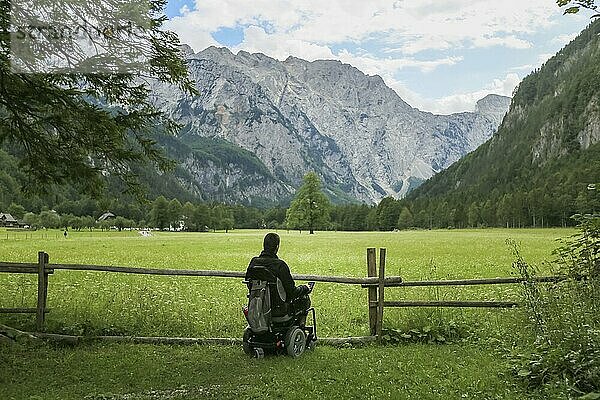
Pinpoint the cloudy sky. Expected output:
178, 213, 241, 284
164, 0, 592, 114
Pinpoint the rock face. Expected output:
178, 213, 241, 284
150, 47, 510, 204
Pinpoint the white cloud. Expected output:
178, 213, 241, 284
551, 32, 578, 45
231, 26, 336, 61
395, 35, 457, 55
510, 63, 536, 72
226, 25, 463, 78
394, 73, 521, 115
166, 0, 562, 57
336, 50, 462, 75
472, 35, 532, 49
161, 0, 587, 115
509, 52, 555, 74
163, 18, 218, 52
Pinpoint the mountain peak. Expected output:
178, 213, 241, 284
475, 94, 511, 114
196, 46, 235, 60
178, 44, 195, 58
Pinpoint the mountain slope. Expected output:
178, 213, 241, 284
405, 20, 600, 227
149, 48, 510, 204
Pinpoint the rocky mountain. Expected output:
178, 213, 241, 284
149, 47, 510, 205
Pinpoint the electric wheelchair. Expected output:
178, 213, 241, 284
242, 266, 317, 358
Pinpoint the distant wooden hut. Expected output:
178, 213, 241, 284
0, 213, 18, 227
97, 212, 116, 223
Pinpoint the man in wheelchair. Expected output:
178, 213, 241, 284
242, 233, 317, 358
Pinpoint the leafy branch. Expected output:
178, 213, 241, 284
557, 0, 600, 18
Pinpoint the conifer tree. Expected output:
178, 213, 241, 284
0, 0, 195, 196
149, 196, 169, 230
397, 207, 414, 230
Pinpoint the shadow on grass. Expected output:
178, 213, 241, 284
0, 341, 540, 400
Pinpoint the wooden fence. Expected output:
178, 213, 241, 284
0, 249, 564, 340
2, 232, 57, 240
0, 252, 52, 331
362, 247, 564, 337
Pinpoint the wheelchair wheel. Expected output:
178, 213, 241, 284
254, 347, 265, 359
306, 337, 317, 351
285, 327, 306, 357
243, 327, 252, 355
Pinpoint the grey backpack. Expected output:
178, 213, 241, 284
245, 266, 287, 333
246, 279, 272, 333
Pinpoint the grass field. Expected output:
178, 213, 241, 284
0, 228, 574, 399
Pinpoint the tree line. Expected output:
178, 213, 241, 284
4, 171, 597, 232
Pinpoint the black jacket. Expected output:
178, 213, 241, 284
246, 250, 308, 302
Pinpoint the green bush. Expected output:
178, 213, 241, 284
509, 215, 600, 396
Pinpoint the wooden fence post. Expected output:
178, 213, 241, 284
366, 248, 378, 336
36, 251, 49, 332
376, 248, 386, 340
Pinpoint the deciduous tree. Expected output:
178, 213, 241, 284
167, 198, 183, 228
286, 172, 330, 234
39, 210, 60, 228
7, 202, 25, 219
377, 197, 400, 231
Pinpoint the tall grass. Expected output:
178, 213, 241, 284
508, 216, 600, 397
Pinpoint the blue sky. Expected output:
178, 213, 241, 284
164, 0, 592, 114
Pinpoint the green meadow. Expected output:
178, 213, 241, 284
0, 228, 574, 399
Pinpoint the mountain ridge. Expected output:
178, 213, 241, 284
148, 46, 510, 205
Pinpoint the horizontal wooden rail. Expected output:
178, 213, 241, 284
293, 273, 401, 285
0, 263, 54, 274
0, 324, 38, 340
51, 263, 247, 278
0, 262, 38, 268
361, 276, 563, 288
2, 260, 404, 285
0, 308, 50, 314
370, 300, 519, 308
47, 263, 403, 285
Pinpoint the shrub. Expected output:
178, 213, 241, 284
508, 215, 600, 396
